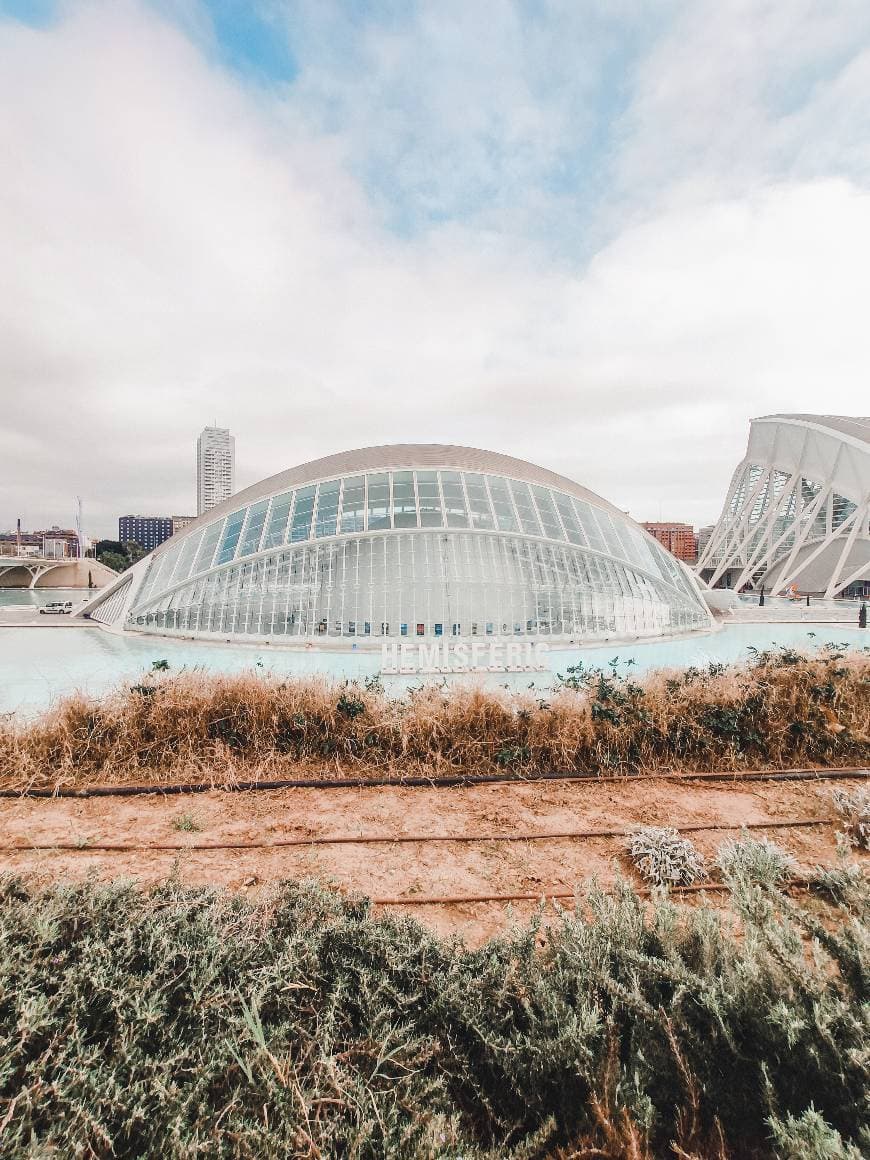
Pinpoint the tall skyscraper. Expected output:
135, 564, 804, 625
197, 426, 235, 515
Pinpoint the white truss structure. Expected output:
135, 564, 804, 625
696, 415, 870, 598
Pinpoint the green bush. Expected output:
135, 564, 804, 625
0, 873, 867, 1157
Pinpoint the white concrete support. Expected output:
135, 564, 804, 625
772, 511, 858, 593
834, 551, 870, 597
766, 484, 830, 594
696, 415, 870, 596
703, 462, 781, 587
824, 500, 869, 598
731, 467, 802, 591
28, 565, 52, 589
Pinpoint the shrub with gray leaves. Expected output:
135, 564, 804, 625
768, 1106, 864, 1160
831, 788, 870, 850
716, 833, 797, 888
0, 875, 867, 1157
626, 826, 707, 888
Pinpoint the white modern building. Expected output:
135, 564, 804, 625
83, 444, 712, 644
697, 415, 870, 598
196, 426, 235, 516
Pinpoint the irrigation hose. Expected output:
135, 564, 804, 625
0, 815, 831, 852
1, 766, 867, 800
371, 878, 822, 906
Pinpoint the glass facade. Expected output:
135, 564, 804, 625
120, 465, 710, 643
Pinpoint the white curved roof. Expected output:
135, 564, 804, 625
154, 443, 628, 557
744, 415, 870, 505
755, 414, 870, 446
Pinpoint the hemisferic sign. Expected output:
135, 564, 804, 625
380, 639, 550, 674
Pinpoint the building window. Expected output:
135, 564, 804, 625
367, 473, 391, 530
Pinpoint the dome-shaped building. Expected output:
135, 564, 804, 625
85, 445, 712, 644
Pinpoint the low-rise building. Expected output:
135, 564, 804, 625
641, 522, 698, 563
118, 516, 173, 552
0, 527, 80, 558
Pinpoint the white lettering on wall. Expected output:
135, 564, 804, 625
380, 639, 552, 674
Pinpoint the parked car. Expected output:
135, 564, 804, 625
39, 601, 73, 615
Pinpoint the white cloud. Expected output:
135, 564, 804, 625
614, 0, 870, 208
0, 0, 868, 539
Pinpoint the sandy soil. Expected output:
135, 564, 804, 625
1, 775, 864, 943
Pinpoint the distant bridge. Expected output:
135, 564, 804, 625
0, 556, 118, 590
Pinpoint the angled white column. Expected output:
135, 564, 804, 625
824, 501, 869, 598
696, 414, 870, 596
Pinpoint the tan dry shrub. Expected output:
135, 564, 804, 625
0, 648, 867, 791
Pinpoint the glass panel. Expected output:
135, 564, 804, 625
339, 476, 366, 534
171, 527, 204, 585
215, 508, 246, 565
158, 542, 184, 588
134, 556, 163, 606
440, 471, 469, 528
553, 491, 586, 546
832, 492, 857, 530
314, 478, 340, 538
509, 479, 543, 536
262, 492, 294, 550
627, 526, 661, 576
238, 498, 270, 557
464, 474, 495, 529
192, 518, 225, 576
531, 486, 565, 540
617, 522, 644, 566
416, 470, 443, 528
574, 500, 606, 553
366, 473, 392, 530
487, 476, 518, 532
290, 485, 316, 542
592, 510, 624, 560
391, 470, 418, 528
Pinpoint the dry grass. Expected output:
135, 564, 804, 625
1, 645, 868, 791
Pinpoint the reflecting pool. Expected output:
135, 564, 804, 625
1, 621, 867, 716
0, 587, 89, 610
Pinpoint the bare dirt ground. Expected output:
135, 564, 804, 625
1, 775, 864, 943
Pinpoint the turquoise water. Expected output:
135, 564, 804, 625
1, 622, 867, 716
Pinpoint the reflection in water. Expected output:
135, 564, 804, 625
0, 621, 867, 717
0, 587, 91, 609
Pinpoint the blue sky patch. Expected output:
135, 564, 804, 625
0, 0, 59, 27
197, 0, 296, 83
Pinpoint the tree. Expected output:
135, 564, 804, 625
98, 551, 129, 573
123, 540, 149, 563
94, 539, 124, 556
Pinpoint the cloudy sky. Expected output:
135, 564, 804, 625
2, 0, 869, 539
